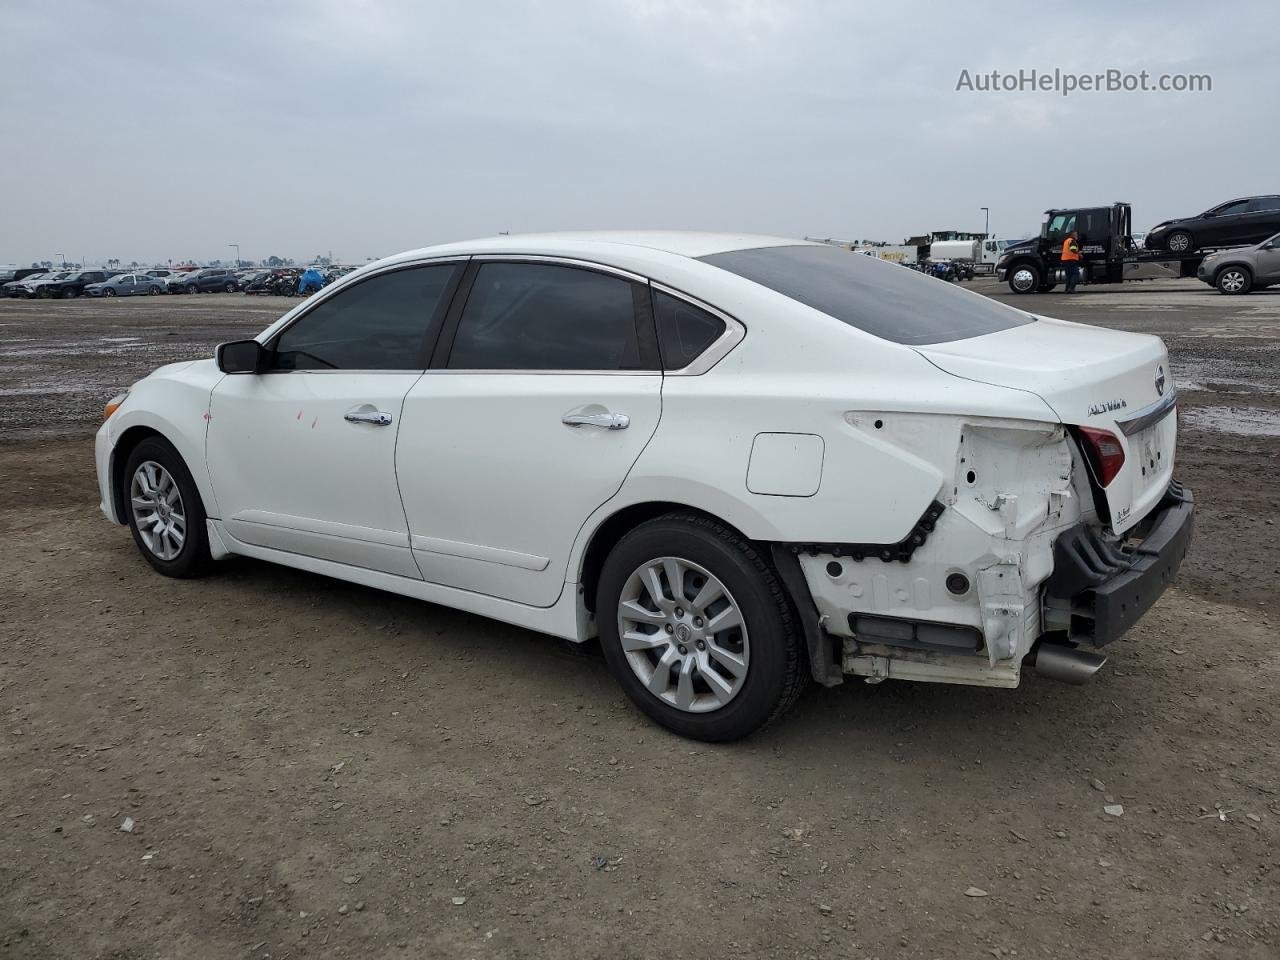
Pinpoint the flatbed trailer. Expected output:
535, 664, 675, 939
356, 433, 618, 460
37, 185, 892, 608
996, 202, 1245, 293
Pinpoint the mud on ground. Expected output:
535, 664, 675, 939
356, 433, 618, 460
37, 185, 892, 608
1, 283, 1277, 959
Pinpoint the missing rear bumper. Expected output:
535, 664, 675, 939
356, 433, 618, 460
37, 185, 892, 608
1046, 480, 1194, 645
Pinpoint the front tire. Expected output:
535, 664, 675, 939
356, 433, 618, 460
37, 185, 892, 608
1165, 230, 1194, 254
1008, 263, 1041, 294
122, 436, 212, 578
1216, 266, 1252, 295
103, 287, 117, 297
597, 513, 804, 741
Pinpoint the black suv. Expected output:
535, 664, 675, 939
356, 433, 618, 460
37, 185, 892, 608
1146, 195, 1280, 253
170, 268, 240, 294
39, 270, 114, 299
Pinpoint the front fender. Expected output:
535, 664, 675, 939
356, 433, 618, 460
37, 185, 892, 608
104, 361, 223, 521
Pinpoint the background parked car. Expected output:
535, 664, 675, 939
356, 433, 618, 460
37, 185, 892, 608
85, 273, 166, 297
237, 270, 272, 292
169, 268, 240, 294
1146, 195, 1280, 253
8, 271, 72, 298
1197, 231, 1280, 294
38, 270, 114, 299
2, 270, 53, 296
0, 267, 49, 286
243, 269, 300, 295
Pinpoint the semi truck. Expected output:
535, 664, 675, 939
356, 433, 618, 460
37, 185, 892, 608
914, 231, 1015, 277
995, 202, 1231, 294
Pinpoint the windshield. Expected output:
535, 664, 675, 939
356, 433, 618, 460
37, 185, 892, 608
699, 244, 1034, 345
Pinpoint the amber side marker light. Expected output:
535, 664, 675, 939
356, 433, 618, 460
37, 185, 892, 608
103, 392, 128, 421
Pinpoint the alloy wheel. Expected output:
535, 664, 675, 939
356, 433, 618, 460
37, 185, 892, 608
130, 460, 187, 561
1219, 269, 1247, 293
616, 556, 750, 713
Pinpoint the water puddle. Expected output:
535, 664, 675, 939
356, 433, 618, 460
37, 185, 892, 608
0, 385, 80, 397
1181, 406, 1280, 437
1179, 378, 1268, 395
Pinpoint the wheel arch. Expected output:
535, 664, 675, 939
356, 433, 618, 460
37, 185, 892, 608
577, 501, 750, 615
576, 498, 834, 690
109, 425, 170, 524
1214, 260, 1253, 282
108, 400, 220, 526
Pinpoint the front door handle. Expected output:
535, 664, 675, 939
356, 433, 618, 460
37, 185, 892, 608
344, 410, 393, 426
562, 412, 630, 430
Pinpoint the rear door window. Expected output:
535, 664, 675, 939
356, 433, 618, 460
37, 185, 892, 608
700, 244, 1033, 346
446, 262, 645, 371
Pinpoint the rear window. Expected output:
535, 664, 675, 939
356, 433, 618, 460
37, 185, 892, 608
699, 244, 1034, 345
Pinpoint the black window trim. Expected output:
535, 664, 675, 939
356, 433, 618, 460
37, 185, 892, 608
259, 256, 470, 374
427, 255, 662, 375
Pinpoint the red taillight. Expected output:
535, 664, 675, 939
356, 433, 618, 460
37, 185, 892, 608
1078, 426, 1126, 487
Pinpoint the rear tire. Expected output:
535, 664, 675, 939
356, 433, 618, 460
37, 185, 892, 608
122, 436, 213, 579
596, 513, 805, 741
1215, 265, 1252, 295
64, 287, 78, 299
1008, 263, 1041, 294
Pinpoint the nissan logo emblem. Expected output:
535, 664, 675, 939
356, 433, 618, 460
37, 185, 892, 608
1155, 364, 1166, 397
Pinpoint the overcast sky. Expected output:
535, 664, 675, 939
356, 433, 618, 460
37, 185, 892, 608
2, 1, 1274, 265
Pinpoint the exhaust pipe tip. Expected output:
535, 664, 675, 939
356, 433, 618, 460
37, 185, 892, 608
1032, 642, 1107, 685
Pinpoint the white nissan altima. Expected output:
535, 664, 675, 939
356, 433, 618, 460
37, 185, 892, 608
96, 232, 1193, 741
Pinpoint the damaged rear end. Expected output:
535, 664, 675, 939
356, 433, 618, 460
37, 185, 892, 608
799, 315, 1194, 688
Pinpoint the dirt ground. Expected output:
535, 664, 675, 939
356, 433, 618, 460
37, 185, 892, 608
1, 281, 1277, 959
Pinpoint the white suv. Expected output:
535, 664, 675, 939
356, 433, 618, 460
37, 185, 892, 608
95, 233, 1193, 740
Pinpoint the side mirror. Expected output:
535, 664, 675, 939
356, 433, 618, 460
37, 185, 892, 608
216, 339, 269, 374
1263, 240, 1276, 250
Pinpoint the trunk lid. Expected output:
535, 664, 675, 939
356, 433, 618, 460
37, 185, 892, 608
916, 317, 1176, 534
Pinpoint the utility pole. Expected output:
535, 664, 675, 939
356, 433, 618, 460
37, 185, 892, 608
229, 243, 240, 268
980, 207, 990, 238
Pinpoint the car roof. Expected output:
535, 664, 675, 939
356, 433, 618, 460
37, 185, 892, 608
381, 231, 808, 266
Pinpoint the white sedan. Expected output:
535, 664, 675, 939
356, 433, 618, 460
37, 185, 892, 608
95, 232, 1194, 741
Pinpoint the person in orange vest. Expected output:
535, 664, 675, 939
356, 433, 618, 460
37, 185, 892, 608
1061, 230, 1082, 293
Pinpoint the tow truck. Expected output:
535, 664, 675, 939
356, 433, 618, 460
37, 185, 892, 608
996, 202, 1240, 294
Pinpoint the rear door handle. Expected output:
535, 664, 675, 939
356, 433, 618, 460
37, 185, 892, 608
561, 412, 629, 430
344, 409, 393, 426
